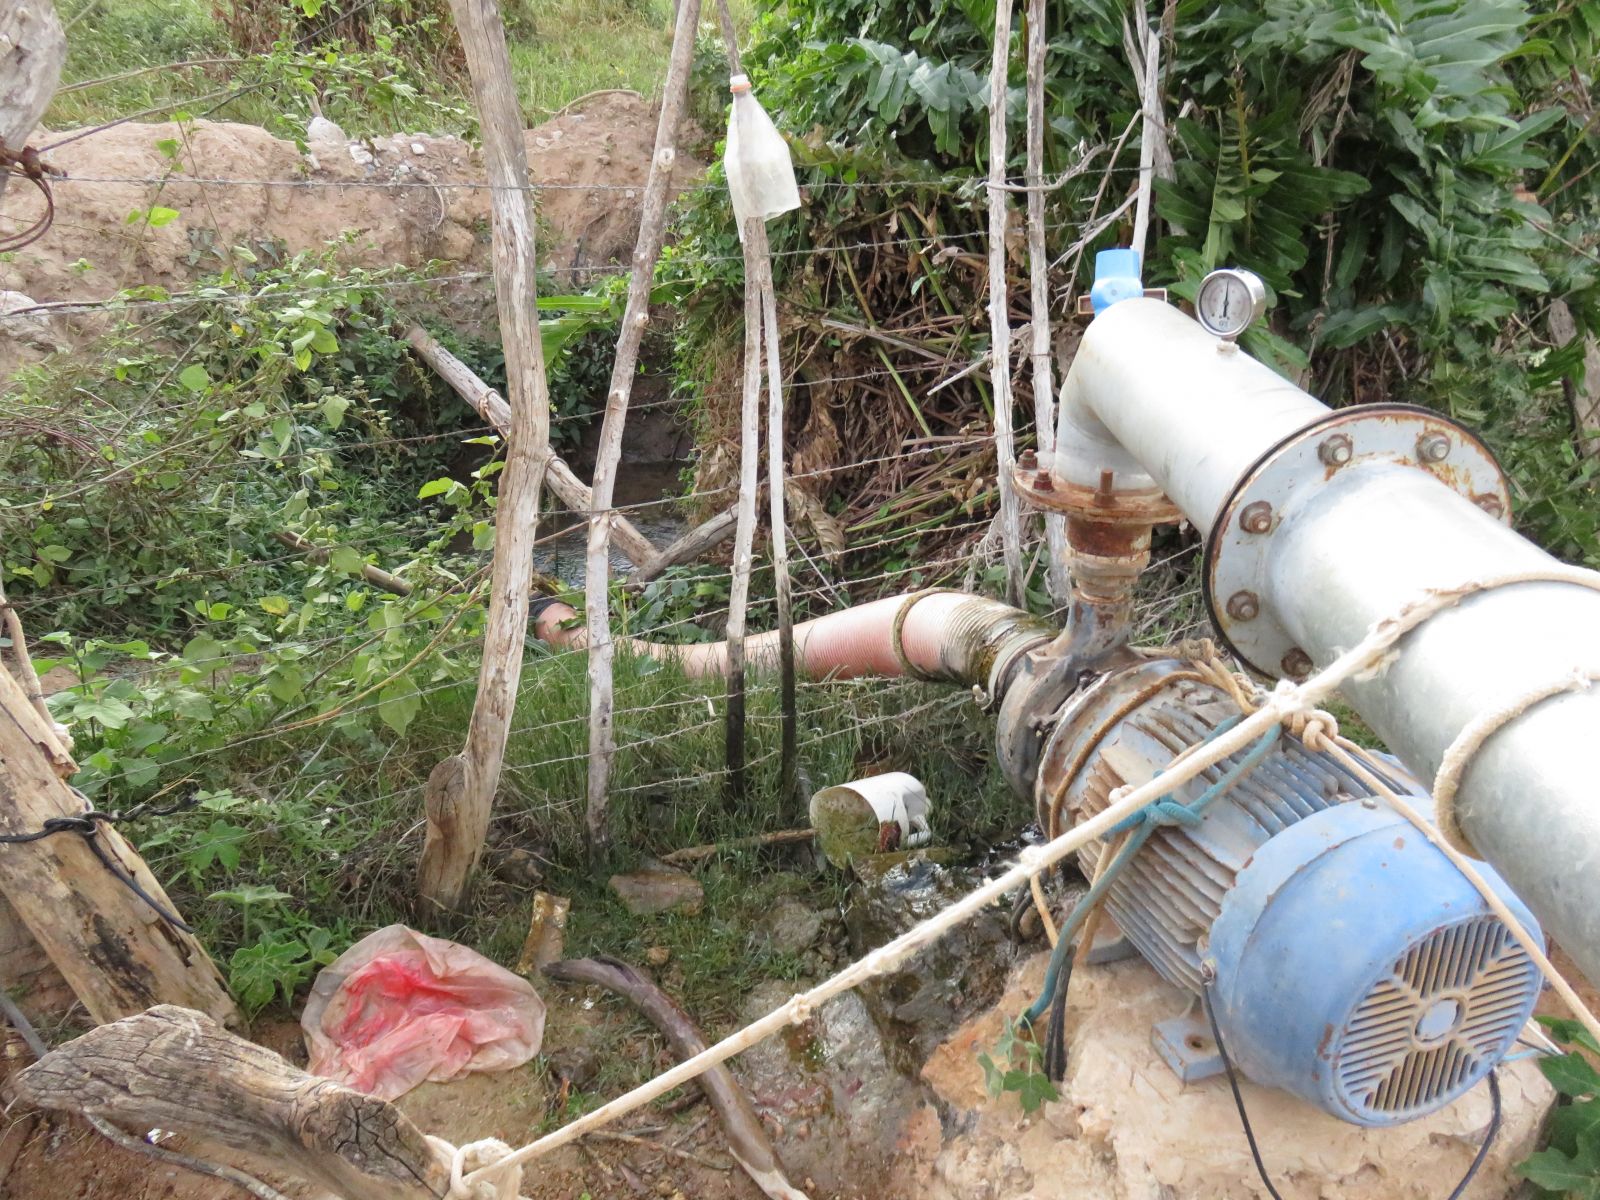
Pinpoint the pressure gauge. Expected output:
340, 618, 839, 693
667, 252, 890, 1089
1196, 268, 1267, 343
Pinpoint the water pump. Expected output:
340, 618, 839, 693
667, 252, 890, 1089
1011, 653, 1543, 1126
980, 254, 1549, 1127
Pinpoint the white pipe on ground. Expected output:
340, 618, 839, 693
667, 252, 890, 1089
1057, 297, 1600, 984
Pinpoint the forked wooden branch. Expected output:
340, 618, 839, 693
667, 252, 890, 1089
13, 1005, 452, 1200
405, 325, 658, 567
405, 325, 739, 587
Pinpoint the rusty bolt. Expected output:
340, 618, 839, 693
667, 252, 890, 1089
1239, 501, 1273, 535
1474, 492, 1505, 519
1225, 590, 1260, 621
1417, 432, 1452, 463
1318, 434, 1354, 468
1019, 448, 1037, 470
1034, 469, 1054, 492
1281, 648, 1313, 679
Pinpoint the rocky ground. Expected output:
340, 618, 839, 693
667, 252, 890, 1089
0, 851, 1557, 1200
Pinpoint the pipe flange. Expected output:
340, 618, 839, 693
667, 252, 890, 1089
1012, 466, 1183, 525
1203, 404, 1512, 678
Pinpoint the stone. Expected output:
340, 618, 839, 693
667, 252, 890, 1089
546, 1044, 600, 1092
844, 850, 1016, 1068
608, 867, 703, 916
645, 945, 671, 967
905, 952, 1555, 1200
754, 897, 826, 957
732, 980, 923, 1197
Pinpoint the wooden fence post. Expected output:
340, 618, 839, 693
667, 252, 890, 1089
751, 223, 798, 809
418, 0, 552, 912
986, 0, 1025, 607
1024, 0, 1069, 604
0, 668, 238, 1027
0, 0, 64, 205
582, 0, 704, 856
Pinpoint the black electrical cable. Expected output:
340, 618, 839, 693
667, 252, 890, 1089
0, 793, 201, 932
1042, 949, 1074, 1082
1199, 977, 1501, 1200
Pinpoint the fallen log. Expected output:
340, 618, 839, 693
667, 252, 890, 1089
13, 1005, 466, 1200
272, 530, 413, 596
625, 503, 739, 589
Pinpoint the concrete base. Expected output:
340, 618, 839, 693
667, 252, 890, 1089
898, 952, 1553, 1200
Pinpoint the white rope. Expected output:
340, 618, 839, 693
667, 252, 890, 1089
1432, 667, 1600, 857
465, 564, 1600, 1186
424, 1135, 520, 1200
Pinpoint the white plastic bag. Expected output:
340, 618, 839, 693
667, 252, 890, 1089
724, 73, 800, 236
302, 924, 546, 1101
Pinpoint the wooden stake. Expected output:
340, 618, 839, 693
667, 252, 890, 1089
405, 325, 660, 567
419, 0, 553, 913
583, 0, 704, 857
1129, 27, 1161, 268
1024, 0, 1068, 604
751, 223, 798, 810
0, 576, 59, 744
986, 0, 1025, 607
14, 1005, 459, 1200
724, 218, 764, 803
0, 669, 237, 1028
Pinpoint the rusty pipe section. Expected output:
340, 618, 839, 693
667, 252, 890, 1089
1053, 295, 1600, 985
531, 591, 1053, 696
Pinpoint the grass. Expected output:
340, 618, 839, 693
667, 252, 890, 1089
504, 0, 676, 116
47, 0, 747, 138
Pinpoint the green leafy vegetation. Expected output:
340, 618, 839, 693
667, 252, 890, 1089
978, 1017, 1059, 1114
1520, 1018, 1600, 1197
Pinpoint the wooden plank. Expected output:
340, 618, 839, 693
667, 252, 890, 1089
0, 670, 237, 1028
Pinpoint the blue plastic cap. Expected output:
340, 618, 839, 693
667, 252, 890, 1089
1090, 247, 1143, 315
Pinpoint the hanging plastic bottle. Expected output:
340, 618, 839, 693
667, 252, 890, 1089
723, 73, 800, 237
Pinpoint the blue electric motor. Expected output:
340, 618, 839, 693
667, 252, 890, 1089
1036, 657, 1543, 1126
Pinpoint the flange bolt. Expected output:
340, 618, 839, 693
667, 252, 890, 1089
1019, 449, 1037, 470
1281, 648, 1313, 679
1474, 493, 1505, 519
1239, 501, 1273, 534
1417, 432, 1452, 463
1318, 434, 1354, 468
1034, 469, 1054, 492
1226, 591, 1260, 621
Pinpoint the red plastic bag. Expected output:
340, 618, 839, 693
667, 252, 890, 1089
302, 924, 546, 1100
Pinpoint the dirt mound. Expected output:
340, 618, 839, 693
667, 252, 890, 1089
0, 92, 701, 349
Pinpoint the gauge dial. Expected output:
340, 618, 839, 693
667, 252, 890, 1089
1196, 268, 1267, 340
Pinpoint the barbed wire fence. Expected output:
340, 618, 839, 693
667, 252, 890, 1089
0, 38, 1216, 927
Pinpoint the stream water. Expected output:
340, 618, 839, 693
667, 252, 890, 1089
530, 461, 688, 582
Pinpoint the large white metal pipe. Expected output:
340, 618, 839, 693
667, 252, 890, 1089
1056, 299, 1326, 531
1060, 298, 1600, 982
